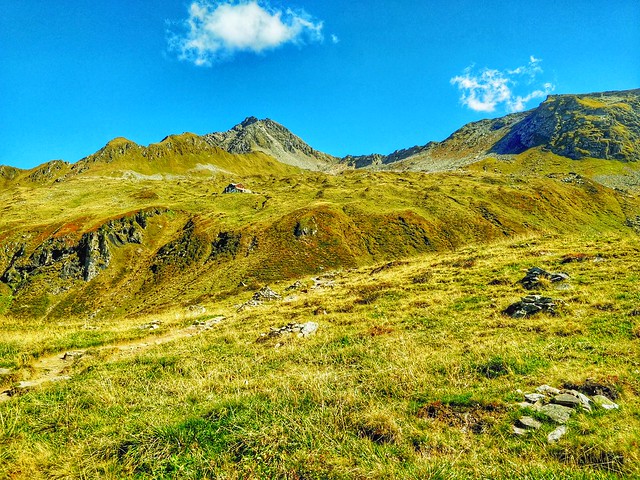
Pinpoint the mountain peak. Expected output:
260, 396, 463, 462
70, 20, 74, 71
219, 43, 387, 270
239, 116, 261, 128
204, 118, 338, 171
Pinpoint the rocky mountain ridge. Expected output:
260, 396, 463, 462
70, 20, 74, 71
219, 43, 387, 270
1, 89, 638, 183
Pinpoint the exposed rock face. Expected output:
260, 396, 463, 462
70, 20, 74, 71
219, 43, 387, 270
344, 89, 640, 171
341, 113, 527, 171
78, 231, 111, 281
209, 231, 242, 260
492, 90, 640, 161
150, 219, 209, 274
294, 217, 318, 237
0, 209, 163, 289
204, 117, 338, 171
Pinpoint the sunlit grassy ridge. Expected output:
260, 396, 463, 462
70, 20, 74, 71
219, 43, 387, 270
0, 160, 637, 322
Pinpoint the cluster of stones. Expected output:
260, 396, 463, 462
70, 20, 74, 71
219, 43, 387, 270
311, 273, 337, 289
513, 384, 619, 443
503, 295, 559, 318
503, 267, 569, 318
518, 267, 570, 290
237, 286, 282, 311
259, 322, 319, 341
139, 320, 161, 330
190, 316, 225, 331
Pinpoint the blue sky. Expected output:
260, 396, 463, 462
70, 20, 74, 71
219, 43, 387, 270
1, 1, 638, 169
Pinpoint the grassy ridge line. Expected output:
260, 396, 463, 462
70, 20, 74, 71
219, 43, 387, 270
0, 232, 638, 478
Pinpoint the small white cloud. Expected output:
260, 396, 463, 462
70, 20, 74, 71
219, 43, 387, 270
331, 34, 339, 44
169, 0, 324, 66
451, 57, 555, 113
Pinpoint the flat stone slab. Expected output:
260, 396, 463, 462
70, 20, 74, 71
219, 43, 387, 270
593, 395, 619, 410
525, 393, 546, 403
516, 416, 542, 430
552, 393, 582, 408
547, 425, 567, 443
538, 403, 574, 424
512, 426, 529, 436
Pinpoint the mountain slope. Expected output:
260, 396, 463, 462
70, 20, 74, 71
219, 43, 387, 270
0, 134, 301, 187
492, 89, 640, 160
1, 165, 638, 321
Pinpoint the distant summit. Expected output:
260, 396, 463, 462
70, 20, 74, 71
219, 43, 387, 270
203, 117, 339, 171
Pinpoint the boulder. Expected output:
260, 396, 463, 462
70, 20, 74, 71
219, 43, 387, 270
536, 385, 560, 395
524, 393, 546, 403
503, 295, 558, 318
516, 416, 542, 430
547, 425, 567, 443
592, 395, 619, 410
552, 393, 582, 409
538, 403, 574, 424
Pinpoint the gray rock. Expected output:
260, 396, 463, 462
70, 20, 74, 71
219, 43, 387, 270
592, 395, 619, 410
569, 390, 592, 412
547, 425, 567, 443
512, 426, 529, 436
503, 295, 558, 318
0, 368, 12, 376
252, 286, 281, 301
298, 321, 319, 337
525, 393, 546, 403
539, 403, 574, 424
285, 280, 304, 291
552, 393, 582, 408
517, 416, 542, 430
518, 401, 533, 408
518, 267, 570, 290
536, 384, 560, 395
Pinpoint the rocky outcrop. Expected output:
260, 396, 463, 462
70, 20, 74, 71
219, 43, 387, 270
0, 209, 163, 289
294, 217, 318, 237
204, 117, 338, 171
150, 219, 209, 274
503, 295, 559, 318
492, 90, 640, 161
209, 231, 242, 260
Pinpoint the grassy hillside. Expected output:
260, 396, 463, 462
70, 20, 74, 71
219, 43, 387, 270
1, 163, 637, 322
1, 232, 639, 478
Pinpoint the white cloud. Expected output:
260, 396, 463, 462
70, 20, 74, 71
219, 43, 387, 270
451, 57, 555, 113
169, 1, 324, 66
331, 34, 339, 44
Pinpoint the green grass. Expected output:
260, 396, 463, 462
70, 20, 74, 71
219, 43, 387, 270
1, 233, 639, 478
